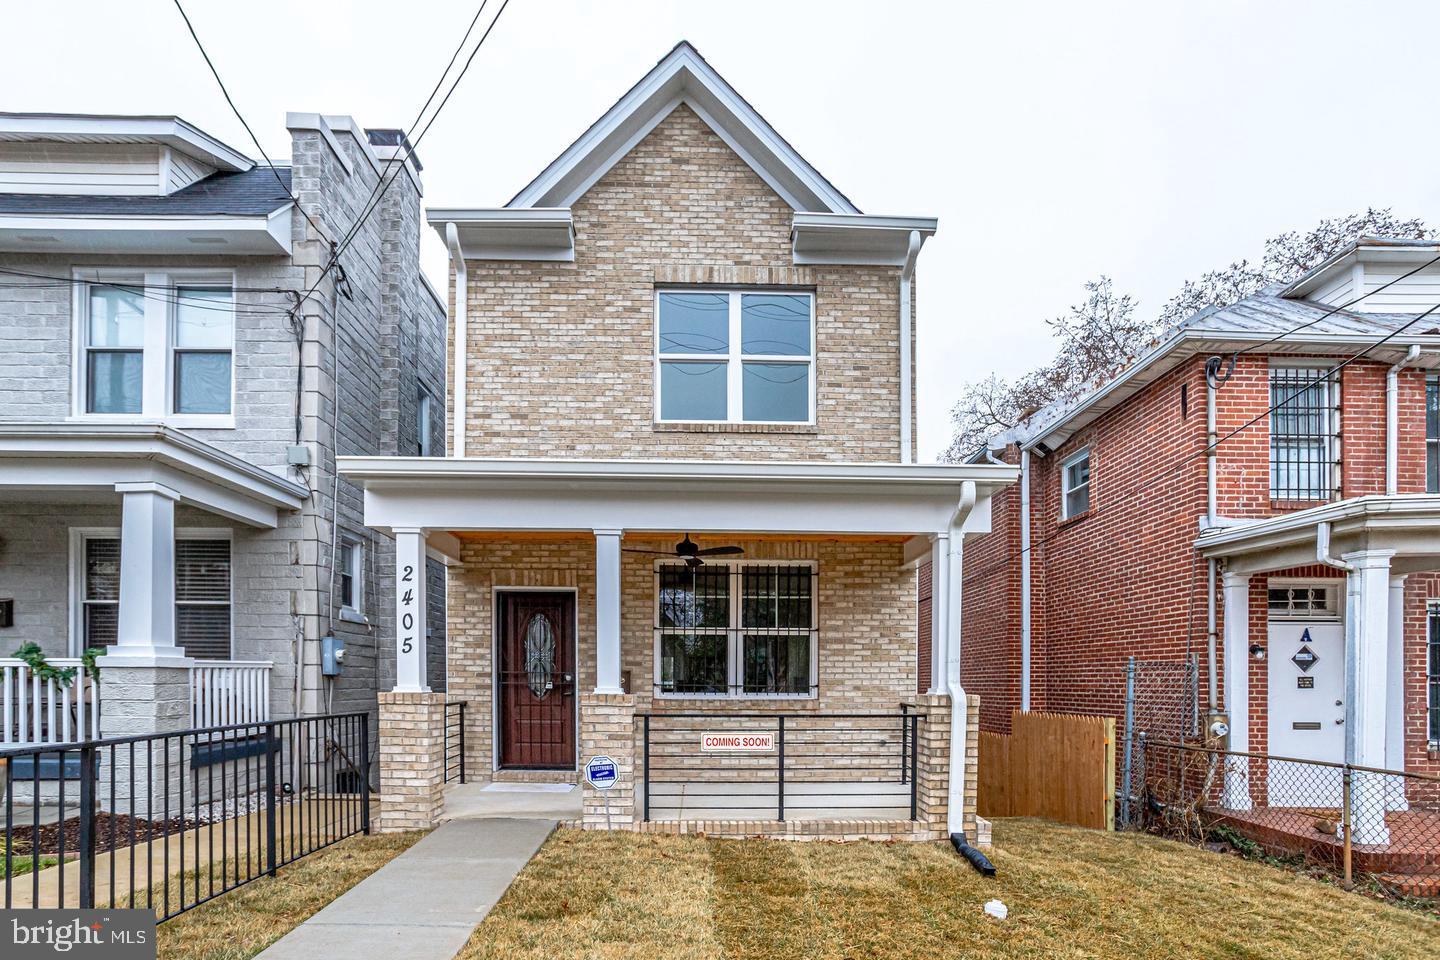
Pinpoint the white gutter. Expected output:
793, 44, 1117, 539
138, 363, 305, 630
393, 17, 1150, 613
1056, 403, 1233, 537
946, 480, 977, 834
445, 222, 467, 458
1385, 345, 1422, 494
1019, 449, 1032, 711
898, 230, 922, 464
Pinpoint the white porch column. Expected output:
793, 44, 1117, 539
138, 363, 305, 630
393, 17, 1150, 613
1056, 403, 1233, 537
1386, 575, 1409, 811
1221, 570, 1251, 810
393, 527, 429, 693
111, 481, 186, 663
1342, 549, 1395, 845
593, 529, 624, 695
928, 533, 949, 696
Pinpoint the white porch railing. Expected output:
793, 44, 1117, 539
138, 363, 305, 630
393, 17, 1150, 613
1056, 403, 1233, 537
191, 661, 273, 728
0, 658, 102, 747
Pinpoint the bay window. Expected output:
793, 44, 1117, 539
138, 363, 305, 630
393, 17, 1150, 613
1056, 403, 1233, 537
655, 561, 817, 698
655, 290, 814, 424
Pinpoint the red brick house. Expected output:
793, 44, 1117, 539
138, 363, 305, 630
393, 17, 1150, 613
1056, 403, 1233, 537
942, 237, 1440, 845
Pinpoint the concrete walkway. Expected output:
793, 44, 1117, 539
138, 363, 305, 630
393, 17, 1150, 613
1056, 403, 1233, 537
256, 818, 555, 960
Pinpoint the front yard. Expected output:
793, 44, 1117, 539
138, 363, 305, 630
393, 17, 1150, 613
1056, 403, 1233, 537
460, 819, 1435, 960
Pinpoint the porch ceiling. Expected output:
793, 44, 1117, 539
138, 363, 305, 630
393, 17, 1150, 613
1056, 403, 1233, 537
337, 456, 1017, 538
0, 424, 308, 528
1197, 494, 1440, 575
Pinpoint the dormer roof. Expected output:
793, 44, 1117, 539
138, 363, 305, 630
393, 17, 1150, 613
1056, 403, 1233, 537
0, 113, 254, 172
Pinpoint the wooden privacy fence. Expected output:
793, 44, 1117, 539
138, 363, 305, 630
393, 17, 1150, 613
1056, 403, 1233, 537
979, 710, 1115, 830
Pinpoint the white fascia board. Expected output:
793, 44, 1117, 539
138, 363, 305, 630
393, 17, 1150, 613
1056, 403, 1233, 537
507, 44, 858, 214
0, 209, 293, 256
791, 214, 939, 266
426, 208, 575, 261
0, 113, 253, 171
1196, 494, 1440, 565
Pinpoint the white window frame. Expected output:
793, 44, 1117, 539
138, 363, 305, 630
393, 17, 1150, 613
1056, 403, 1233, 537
1268, 361, 1339, 502
67, 526, 234, 657
1060, 447, 1091, 520
653, 288, 816, 425
417, 385, 434, 457
337, 535, 366, 622
70, 267, 237, 429
652, 559, 819, 700
1428, 600, 1440, 748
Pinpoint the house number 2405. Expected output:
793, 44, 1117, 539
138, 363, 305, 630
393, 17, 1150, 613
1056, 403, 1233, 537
400, 563, 415, 654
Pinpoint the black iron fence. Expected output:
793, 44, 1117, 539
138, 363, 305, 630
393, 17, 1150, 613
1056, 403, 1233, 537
444, 701, 467, 784
1, 712, 370, 921
1136, 738, 1440, 901
637, 710, 920, 823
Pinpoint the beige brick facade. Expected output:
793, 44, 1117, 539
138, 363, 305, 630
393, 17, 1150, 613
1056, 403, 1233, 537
377, 691, 446, 832
446, 104, 914, 463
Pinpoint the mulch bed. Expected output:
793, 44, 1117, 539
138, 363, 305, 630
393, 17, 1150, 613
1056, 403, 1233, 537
4, 813, 203, 857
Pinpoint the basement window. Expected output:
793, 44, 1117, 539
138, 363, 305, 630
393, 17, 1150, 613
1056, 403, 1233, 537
1060, 448, 1091, 519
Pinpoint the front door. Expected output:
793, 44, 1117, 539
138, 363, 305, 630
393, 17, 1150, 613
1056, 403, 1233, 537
1267, 617, 1345, 806
498, 591, 576, 769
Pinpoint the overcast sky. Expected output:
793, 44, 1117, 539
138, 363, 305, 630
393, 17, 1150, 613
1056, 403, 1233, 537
8, 0, 1440, 459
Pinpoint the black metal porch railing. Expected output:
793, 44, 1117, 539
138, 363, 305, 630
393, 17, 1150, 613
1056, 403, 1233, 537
637, 710, 920, 823
443, 701, 466, 784
1, 712, 369, 922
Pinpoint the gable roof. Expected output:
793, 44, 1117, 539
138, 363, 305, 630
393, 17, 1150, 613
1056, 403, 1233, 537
507, 41, 860, 214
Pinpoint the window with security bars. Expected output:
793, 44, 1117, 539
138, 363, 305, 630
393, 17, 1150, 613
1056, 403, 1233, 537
655, 562, 816, 697
1427, 375, 1438, 493
1269, 367, 1336, 501
1267, 583, 1340, 620
78, 536, 230, 658
1429, 605, 1439, 745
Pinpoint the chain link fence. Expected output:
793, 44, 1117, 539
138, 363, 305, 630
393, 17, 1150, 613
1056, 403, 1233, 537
1118, 655, 1199, 828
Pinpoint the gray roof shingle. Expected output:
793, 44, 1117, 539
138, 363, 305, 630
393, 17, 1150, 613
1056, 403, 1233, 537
0, 165, 292, 217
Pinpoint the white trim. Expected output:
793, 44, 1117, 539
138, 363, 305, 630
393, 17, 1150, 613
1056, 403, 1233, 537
651, 558, 819, 701
0, 211, 293, 256
338, 534, 367, 622
653, 288, 815, 426
0, 113, 253, 171
491, 586, 580, 772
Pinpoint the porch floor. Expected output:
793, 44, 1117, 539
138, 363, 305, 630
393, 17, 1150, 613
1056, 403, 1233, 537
441, 782, 582, 822
646, 779, 913, 822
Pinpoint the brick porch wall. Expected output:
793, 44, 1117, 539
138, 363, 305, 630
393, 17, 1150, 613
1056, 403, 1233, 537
377, 691, 445, 832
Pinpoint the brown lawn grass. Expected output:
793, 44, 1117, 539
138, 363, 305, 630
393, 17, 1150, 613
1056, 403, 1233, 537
154, 830, 423, 960
460, 818, 1436, 960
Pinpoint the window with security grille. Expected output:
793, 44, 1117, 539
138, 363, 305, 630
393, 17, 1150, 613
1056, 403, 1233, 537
1266, 583, 1340, 620
655, 562, 816, 697
1427, 375, 1438, 493
1269, 367, 1335, 501
1429, 605, 1439, 744
175, 539, 232, 659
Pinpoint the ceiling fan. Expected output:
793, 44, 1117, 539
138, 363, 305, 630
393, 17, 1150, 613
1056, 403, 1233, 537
623, 534, 744, 567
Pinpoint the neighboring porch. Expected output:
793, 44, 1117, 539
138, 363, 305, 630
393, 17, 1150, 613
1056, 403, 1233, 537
338, 456, 1016, 838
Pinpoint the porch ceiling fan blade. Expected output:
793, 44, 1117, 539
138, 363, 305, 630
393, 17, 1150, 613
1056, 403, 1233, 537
622, 548, 676, 555
695, 545, 744, 556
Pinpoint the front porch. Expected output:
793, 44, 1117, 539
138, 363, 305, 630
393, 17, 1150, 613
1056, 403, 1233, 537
338, 456, 1015, 839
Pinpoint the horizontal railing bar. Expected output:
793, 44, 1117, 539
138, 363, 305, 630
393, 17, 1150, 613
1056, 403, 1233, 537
636, 712, 917, 720
0, 712, 369, 757
1143, 739, 1440, 783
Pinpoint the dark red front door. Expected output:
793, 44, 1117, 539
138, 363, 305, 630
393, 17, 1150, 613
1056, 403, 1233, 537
498, 591, 576, 769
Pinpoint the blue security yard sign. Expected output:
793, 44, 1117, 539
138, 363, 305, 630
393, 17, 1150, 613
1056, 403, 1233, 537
585, 755, 618, 791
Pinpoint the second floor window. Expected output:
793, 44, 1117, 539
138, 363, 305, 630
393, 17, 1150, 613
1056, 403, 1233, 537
1270, 366, 1335, 502
1428, 375, 1438, 493
417, 386, 434, 456
78, 273, 234, 421
338, 537, 364, 618
1061, 448, 1090, 519
655, 290, 814, 424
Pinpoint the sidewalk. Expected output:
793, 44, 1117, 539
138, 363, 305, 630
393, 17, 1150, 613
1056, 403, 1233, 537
255, 818, 556, 960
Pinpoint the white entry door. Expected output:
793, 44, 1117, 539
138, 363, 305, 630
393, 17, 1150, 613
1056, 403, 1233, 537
1267, 618, 1345, 807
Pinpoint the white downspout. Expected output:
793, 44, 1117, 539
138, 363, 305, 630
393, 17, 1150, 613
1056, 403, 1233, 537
1316, 520, 1354, 574
444, 222, 468, 459
1205, 374, 1219, 711
1385, 345, 1421, 494
1019, 448, 1032, 712
946, 480, 977, 835
898, 230, 921, 465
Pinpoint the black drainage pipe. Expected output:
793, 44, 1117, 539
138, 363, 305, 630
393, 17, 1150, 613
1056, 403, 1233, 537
951, 832, 997, 876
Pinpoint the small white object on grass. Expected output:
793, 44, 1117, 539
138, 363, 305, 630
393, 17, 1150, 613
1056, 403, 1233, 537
984, 899, 1008, 920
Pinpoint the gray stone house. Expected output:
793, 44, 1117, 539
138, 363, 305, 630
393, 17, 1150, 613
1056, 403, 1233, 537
0, 112, 447, 756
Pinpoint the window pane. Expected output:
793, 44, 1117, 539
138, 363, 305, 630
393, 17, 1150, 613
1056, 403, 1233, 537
742, 362, 808, 422
175, 287, 233, 348
743, 634, 811, 694
1428, 377, 1438, 493
88, 285, 144, 347
84, 603, 118, 648
660, 361, 727, 420
177, 605, 231, 659
85, 539, 121, 601
742, 566, 812, 629
658, 292, 728, 354
175, 352, 232, 414
176, 540, 230, 603
659, 566, 729, 629
659, 633, 727, 694
741, 294, 810, 356
1066, 456, 1089, 490
87, 351, 142, 413
1066, 486, 1089, 516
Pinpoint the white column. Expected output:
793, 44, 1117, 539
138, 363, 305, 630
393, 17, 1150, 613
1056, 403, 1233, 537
928, 534, 949, 696
593, 529, 624, 695
106, 481, 187, 664
1221, 571, 1251, 810
1386, 575, 1409, 812
393, 528, 429, 693
1342, 549, 1394, 845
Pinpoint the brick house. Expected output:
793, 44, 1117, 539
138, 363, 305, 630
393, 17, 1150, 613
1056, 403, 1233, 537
0, 112, 447, 760
951, 237, 1440, 845
339, 42, 1016, 838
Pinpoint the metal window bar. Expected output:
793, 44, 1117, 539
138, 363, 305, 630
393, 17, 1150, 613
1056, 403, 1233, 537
637, 710, 921, 825
443, 701, 467, 784
1426, 375, 1439, 493
1269, 367, 1337, 501
1, 712, 370, 922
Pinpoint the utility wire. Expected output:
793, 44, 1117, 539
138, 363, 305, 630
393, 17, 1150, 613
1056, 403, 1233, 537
0, 268, 295, 315
169, 0, 331, 244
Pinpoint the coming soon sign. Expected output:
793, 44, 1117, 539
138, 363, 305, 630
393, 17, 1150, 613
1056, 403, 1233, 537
700, 732, 775, 752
